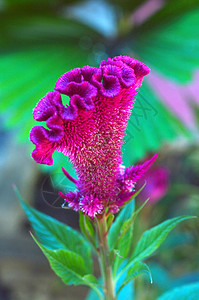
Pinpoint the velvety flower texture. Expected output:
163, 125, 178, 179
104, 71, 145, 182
30, 55, 158, 218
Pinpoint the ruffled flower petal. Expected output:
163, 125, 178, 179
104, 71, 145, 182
30, 126, 62, 165
33, 91, 64, 121
112, 55, 150, 88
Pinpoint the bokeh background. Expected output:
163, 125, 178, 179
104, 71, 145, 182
0, 0, 199, 299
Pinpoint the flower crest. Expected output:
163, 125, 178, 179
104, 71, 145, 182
30, 55, 157, 217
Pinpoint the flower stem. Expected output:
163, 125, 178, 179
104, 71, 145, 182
96, 215, 116, 300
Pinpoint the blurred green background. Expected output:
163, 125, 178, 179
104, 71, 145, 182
0, 0, 199, 299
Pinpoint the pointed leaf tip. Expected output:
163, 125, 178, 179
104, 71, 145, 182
131, 215, 195, 264
16, 190, 93, 273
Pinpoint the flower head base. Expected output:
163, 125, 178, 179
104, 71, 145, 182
60, 190, 80, 211
30, 55, 157, 218
79, 195, 104, 219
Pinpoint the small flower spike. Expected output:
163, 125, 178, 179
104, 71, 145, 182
30, 55, 157, 217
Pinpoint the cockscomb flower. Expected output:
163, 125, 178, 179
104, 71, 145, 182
30, 55, 158, 218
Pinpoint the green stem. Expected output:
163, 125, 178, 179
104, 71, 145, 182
96, 215, 116, 300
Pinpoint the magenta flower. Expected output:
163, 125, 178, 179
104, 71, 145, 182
30, 55, 157, 218
137, 166, 169, 204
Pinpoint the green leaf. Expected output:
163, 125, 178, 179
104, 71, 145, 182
110, 195, 148, 273
0, 13, 101, 48
108, 201, 135, 276
112, 195, 148, 273
113, 225, 133, 276
133, 8, 199, 83
108, 200, 135, 250
117, 216, 195, 279
114, 197, 149, 252
131, 216, 195, 264
157, 282, 199, 300
79, 213, 96, 249
32, 234, 87, 283
31, 234, 102, 297
117, 262, 152, 295
83, 275, 101, 286
138, 0, 199, 30
86, 278, 104, 300
15, 187, 92, 273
